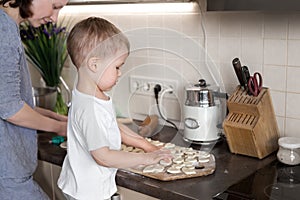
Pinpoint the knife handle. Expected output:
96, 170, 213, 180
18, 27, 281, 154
232, 58, 244, 87
241, 66, 251, 92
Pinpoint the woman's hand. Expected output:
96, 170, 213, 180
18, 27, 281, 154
45, 109, 68, 136
56, 121, 67, 137
34, 106, 67, 136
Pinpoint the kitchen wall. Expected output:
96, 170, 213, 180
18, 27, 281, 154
35, 1, 300, 137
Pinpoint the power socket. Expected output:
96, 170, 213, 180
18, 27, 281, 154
129, 75, 177, 99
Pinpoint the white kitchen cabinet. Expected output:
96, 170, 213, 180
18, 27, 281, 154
33, 160, 66, 200
34, 161, 158, 200
33, 160, 54, 199
117, 186, 159, 200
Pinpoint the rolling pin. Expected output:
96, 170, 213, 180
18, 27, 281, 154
116, 118, 133, 124
138, 115, 159, 137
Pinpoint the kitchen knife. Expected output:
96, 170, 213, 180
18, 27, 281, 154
232, 58, 245, 87
241, 66, 251, 92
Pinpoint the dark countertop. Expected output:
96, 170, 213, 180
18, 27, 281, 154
37, 126, 277, 200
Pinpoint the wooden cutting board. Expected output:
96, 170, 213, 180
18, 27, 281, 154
121, 141, 216, 181
126, 154, 216, 181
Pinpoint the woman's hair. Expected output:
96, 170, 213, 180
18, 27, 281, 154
0, 0, 33, 18
67, 17, 130, 68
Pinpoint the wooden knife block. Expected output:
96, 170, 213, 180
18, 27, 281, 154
223, 87, 279, 159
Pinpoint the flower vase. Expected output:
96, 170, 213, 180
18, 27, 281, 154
53, 77, 71, 115
54, 87, 68, 115
32, 86, 57, 111
33, 76, 71, 115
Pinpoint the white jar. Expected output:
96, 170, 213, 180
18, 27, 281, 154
277, 137, 300, 165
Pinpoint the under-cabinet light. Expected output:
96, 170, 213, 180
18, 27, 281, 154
61, 2, 198, 15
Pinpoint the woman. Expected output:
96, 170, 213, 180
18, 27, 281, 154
0, 0, 68, 199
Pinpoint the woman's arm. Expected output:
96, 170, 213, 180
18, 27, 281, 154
7, 103, 67, 136
34, 106, 67, 122
118, 122, 159, 152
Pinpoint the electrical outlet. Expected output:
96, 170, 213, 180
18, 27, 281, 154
129, 75, 178, 99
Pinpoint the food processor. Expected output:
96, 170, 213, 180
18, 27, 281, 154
183, 79, 223, 143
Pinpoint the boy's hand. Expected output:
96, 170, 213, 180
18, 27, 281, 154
142, 142, 160, 152
144, 149, 173, 166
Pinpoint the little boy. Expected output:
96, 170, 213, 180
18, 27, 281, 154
57, 17, 172, 200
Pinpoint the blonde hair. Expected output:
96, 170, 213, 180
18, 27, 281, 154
67, 17, 130, 68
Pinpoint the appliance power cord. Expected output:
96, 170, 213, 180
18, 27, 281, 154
154, 84, 178, 131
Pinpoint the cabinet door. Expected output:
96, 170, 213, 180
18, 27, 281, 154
34, 160, 158, 200
52, 163, 67, 200
34, 160, 66, 200
117, 186, 159, 200
33, 160, 53, 199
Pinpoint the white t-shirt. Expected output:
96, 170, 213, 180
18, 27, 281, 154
58, 88, 121, 200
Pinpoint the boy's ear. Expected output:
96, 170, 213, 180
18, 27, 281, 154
87, 57, 100, 72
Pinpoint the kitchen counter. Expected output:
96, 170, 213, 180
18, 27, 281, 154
37, 126, 277, 200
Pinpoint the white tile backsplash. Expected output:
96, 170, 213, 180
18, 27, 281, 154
181, 37, 202, 60
287, 39, 300, 66
148, 15, 163, 28
56, 6, 300, 137
220, 13, 242, 37
163, 14, 182, 33
264, 39, 287, 65
270, 90, 286, 117
286, 118, 300, 137
203, 12, 220, 37
181, 14, 202, 37
287, 66, 300, 93
206, 37, 219, 62
220, 62, 239, 94
263, 65, 286, 91
241, 13, 264, 38
286, 92, 300, 118
288, 14, 300, 39
241, 38, 263, 65
131, 15, 148, 29
249, 64, 263, 74
164, 36, 183, 57
264, 14, 288, 39
148, 36, 165, 57
116, 15, 133, 31
219, 37, 241, 63
276, 116, 285, 137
